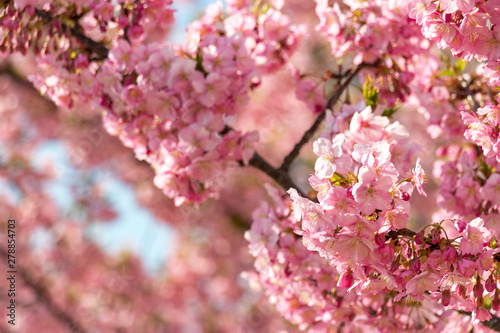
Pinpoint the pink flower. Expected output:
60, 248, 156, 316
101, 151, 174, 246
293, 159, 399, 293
95, 2, 115, 21
457, 258, 478, 278
408, 0, 437, 25
460, 218, 492, 255
349, 107, 389, 142
406, 272, 439, 295
192, 72, 230, 107
471, 307, 492, 325
309, 174, 332, 203
313, 137, 352, 179
455, 176, 482, 209
352, 142, 399, 182
322, 186, 358, 226
245, 203, 280, 256
411, 157, 427, 197
482, 173, 500, 207
333, 235, 375, 264
352, 167, 393, 215
296, 78, 325, 113
109, 40, 136, 69
379, 207, 408, 232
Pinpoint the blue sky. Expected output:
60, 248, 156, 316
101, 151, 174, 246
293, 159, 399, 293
28, 0, 219, 274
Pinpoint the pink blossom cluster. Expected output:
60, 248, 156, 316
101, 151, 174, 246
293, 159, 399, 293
432, 142, 500, 235
3, 0, 304, 205
315, 0, 430, 105
0, 70, 292, 333
462, 104, 500, 163
93, 2, 302, 205
409, 0, 500, 85
283, 106, 500, 328
245, 185, 499, 331
0, 0, 175, 58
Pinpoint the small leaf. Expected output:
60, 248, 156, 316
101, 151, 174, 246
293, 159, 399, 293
363, 74, 379, 107
456, 59, 466, 72
382, 106, 398, 118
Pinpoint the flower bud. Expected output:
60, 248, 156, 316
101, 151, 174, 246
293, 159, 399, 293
25, 5, 35, 16
432, 228, 440, 244
118, 14, 130, 28
442, 289, 451, 306
390, 255, 400, 273
485, 274, 496, 293
492, 127, 499, 139
458, 284, 466, 297
401, 191, 410, 201
415, 231, 424, 245
411, 257, 421, 271
493, 294, 500, 311
473, 282, 484, 298
375, 233, 385, 247
74, 54, 89, 69
442, 246, 457, 263
453, 219, 466, 233
338, 270, 353, 289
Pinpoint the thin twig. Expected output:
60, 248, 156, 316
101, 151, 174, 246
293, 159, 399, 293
0, 248, 86, 333
242, 152, 310, 199
280, 63, 368, 172
385, 228, 417, 240
34, 9, 109, 60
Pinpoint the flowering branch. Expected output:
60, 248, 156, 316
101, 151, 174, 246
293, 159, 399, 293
0, 248, 86, 333
34, 8, 109, 60
243, 152, 310, 199
280, 63, 368, 172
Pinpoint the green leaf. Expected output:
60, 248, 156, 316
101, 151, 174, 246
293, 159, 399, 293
436, 68, 455, 78
363, 75, 379, 107
382, 106, 398, 118
456, 59, 466, 73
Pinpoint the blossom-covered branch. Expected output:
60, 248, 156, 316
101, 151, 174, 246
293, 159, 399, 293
280, 63, 368, 172
33, 8, 109, 60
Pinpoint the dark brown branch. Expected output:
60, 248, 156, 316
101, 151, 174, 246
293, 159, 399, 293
0, 248, 86, 333
280, 63, 368, 172
34, 9, 109, 60
480, 313, 500, 332
242, 152, 310, 199
19, 269, 87, 333
0, 62, 58, 111
385, 228, 417, 240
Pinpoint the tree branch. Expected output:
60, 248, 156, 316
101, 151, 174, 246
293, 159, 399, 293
385, 228, 417, 240
280, 63, 368, 172
34, 9, 109, 60
0, 248, 86, 332
239, 152, 310, 198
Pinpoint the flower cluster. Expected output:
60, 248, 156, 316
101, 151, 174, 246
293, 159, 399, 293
409, 0, 500, 85
3, 0, 304, 205
0, 0, 174, 60
246, 184, 499, 331
462, 104, 500, 163
284, 106, 500, 328
315, 0, 430, 105
93, 2, 302, 205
